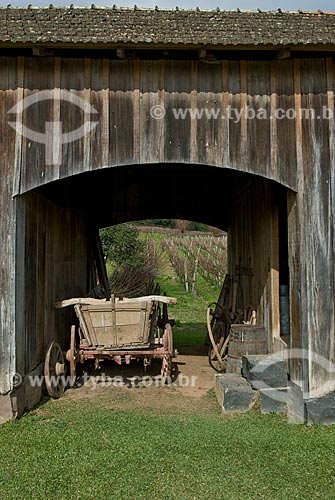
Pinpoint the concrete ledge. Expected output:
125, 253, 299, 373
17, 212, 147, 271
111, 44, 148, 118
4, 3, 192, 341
242, 354, 288, 389
0, 394, 14, 424
215, 373, 258, 413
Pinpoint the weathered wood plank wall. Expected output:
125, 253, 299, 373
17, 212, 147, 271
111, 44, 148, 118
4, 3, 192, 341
15, 191, 93, 378
289, 59, 335, 397
228, 179, 280, 352
1, 56, 307, 194
0, 58, 18, 395
1, 54, 335, 404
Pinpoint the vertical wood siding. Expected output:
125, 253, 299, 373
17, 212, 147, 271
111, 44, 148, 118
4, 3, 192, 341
0, 58, 18, 394
0, 55, 334, 398
15, 192, 93, 376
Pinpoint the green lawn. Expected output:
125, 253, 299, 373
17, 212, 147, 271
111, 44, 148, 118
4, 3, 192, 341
1, 400, 335, 500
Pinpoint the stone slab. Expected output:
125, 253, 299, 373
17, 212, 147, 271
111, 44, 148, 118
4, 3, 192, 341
242, 354, 288, 389
215, 374, 258, 413
259, 388, 288, 415
287, 381, 306, 423
306, 391, 335, 425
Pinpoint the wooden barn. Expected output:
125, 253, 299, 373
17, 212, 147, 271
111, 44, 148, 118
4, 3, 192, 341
0, 6, 335, 422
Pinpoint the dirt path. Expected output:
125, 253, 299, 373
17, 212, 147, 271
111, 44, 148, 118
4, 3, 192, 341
60, 345, 219, 416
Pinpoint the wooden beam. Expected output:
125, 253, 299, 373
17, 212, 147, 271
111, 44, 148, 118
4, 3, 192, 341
276, 48, 291, 60
116, 47, 125, 59
55, 295, 177, 308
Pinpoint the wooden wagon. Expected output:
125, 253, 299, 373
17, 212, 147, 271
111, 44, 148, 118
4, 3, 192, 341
44, 295, 177, 398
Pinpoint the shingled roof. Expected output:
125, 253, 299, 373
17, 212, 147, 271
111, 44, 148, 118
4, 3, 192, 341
0, 7, 335, 47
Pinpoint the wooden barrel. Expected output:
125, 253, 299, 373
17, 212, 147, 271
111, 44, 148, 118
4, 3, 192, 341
226, 325, 268, 374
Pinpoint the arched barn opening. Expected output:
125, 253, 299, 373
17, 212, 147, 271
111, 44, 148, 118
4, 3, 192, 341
12, 163, 291, 412
1, 7, 335, 424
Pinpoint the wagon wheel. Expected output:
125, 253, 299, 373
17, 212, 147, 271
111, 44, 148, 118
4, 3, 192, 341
67, 325, 78, 386
161, 323, 173, 380
207, 306, 230, 372
209, 302, 223, 331
44, 341, 66, 399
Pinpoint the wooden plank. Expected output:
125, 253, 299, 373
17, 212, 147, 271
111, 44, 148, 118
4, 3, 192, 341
270, 61, 278, 178
139, 60, 161, 164
196, 61, 222, 166
83, 58, 92, 172
52, 57, 61, 182
190, 60, 198, 164
24, 57, 55, 190
240, 60, 247, 169
90, 59, 104, 169
246, 61, 270, 178
326, 58, 335, 385
55, 295, 177, 308
276, 61, 297, 188
0, 56, 20, 392
12, 56, 24, 196
109, 60, 134, 166
158, 59, 165, 163
288, 59, 304, 387
133, 58, 140, 163
75, 305, 94, 346
60, 58, 85, 178
228, 61, 241, 170
221, 60, 229, 167
269, 203, 280, 339
102, 59, 109, 166
303, 58, 335, 397
164, 60, 192, 163
91, 230, 111, 298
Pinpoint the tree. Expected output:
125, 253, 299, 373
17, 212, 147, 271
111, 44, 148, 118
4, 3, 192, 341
100, 224, 145, 268
175, 219, 190, 233
188, 221, 210, 232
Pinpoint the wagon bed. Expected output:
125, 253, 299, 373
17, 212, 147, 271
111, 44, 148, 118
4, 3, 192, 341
44, 295, 177, 398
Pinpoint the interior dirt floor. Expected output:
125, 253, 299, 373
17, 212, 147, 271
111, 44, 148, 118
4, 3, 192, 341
53, 345, 220, 416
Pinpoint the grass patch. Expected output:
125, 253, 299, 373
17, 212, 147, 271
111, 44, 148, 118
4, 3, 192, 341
159, 274, 220, 325
1, 401, 335, 500
173, 323, 207, 348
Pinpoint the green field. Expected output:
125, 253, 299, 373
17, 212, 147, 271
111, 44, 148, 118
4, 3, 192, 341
1, 400, 335, 500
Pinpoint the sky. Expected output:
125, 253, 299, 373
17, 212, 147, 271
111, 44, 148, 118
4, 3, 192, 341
1, 1, 334, 11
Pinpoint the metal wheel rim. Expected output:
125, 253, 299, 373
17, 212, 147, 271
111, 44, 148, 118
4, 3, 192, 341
161, 323, 173, 380
44, 341, 66, 399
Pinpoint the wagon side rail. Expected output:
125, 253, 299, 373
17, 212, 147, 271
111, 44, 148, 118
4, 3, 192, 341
73, 300, 154, 348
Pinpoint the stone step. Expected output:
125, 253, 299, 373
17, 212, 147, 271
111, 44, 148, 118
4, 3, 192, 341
215, 373, 258, 413
242, 354, 288, 389
306, 391, 335, 425
259, 387, 288, 414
